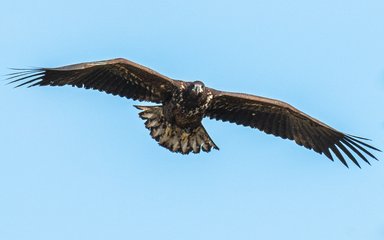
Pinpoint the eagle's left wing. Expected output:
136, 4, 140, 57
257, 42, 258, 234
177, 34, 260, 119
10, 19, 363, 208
205, 89, 380, 167
7, 58, 181, 103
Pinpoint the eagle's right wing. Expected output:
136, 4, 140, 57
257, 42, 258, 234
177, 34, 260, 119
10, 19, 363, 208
205, 89, 380, 168
8, 58, 181, 103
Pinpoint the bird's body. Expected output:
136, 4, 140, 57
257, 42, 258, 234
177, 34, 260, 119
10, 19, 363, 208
164, 81, 212, 129
8, 58, 380, 167
136, 81, 218, 153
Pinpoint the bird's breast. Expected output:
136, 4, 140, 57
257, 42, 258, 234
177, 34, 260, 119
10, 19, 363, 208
163, 90, 213, 129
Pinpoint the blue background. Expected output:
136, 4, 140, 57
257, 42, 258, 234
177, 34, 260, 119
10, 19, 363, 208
1, 0, 384, 239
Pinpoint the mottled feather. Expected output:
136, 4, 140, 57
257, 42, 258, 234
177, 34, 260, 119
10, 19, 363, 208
7, 58, 380, 167
205, 89, 380, 168
8, 58, 180, 103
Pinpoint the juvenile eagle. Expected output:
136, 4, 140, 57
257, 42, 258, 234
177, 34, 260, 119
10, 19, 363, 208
8, 58, 380, 167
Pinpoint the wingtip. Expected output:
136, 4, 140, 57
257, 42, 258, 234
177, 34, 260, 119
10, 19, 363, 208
346, 134, 372, 141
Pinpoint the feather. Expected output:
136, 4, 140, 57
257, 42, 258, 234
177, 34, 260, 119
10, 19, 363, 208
8, 58, 181, 103
206, 89, 380, 167
8, 58, 379, 167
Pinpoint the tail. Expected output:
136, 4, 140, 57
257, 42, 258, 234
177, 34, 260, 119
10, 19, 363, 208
134, 105, 219, 154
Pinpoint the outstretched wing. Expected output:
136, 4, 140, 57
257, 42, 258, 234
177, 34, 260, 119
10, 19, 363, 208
205, 89, 380, 168
7, 58, 181, 103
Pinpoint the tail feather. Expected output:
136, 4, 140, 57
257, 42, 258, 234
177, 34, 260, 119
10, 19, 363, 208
135, 105, 219, 154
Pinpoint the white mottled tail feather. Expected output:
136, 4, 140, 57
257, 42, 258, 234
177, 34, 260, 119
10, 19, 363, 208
134, 105, 219, 154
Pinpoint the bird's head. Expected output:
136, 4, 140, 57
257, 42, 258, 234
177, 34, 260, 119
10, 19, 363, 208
189, 81, 205, 95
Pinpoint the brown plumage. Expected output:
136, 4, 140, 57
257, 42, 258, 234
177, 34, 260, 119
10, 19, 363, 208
7, 58, 380, 167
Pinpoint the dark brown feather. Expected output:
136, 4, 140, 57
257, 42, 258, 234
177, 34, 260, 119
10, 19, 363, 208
7, 58, 380, 167
8, 58, 180, 103
205, 89, 380, 167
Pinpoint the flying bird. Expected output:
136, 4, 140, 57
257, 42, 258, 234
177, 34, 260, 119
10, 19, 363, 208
7, 58, 380, 167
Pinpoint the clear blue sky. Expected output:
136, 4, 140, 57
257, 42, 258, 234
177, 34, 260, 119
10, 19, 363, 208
1, 0, 384, 239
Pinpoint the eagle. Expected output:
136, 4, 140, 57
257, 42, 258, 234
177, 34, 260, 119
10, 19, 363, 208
7, 58, 380, 168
